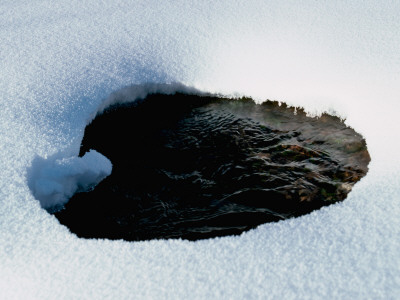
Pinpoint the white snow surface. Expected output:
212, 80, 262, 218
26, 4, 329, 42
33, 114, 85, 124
28, 150, 112, 210
1, 1, 399, 299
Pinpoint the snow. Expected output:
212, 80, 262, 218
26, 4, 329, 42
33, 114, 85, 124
28, 150, 112, 210
1, 0, 399, 299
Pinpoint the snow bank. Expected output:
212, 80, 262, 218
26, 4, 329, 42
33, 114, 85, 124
0, 0, 399, 299
95, 82, 210, 115
28, 150, 112, 211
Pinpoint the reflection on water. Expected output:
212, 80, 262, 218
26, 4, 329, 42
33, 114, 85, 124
54, 94, 370, 241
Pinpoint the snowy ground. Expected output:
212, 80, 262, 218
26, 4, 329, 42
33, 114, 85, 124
1, 1, 399, 299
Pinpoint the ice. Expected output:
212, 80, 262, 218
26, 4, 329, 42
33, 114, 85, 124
0, 1, 399, 299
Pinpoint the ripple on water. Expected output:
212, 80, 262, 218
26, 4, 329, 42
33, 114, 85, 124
54, 94, 370, 241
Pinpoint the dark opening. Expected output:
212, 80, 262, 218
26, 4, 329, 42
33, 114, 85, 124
54, 94, 370, 241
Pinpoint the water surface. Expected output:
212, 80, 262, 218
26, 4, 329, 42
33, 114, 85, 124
54, 94, 370, 241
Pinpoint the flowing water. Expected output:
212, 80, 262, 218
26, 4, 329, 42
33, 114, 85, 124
54, 94, 370, 241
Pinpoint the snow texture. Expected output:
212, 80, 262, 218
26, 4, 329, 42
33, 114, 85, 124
0, 1, 399, 299
28, 150, 112, 211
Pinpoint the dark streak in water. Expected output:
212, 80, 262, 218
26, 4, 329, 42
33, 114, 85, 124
54, 94, 370, 241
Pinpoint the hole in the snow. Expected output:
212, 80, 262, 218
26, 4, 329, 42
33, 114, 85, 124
54, 94, 370, 241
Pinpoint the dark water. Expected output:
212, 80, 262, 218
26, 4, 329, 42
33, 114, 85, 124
54, 94, 370, 241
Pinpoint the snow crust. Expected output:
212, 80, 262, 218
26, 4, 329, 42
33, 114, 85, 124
1, 1, 399, 299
